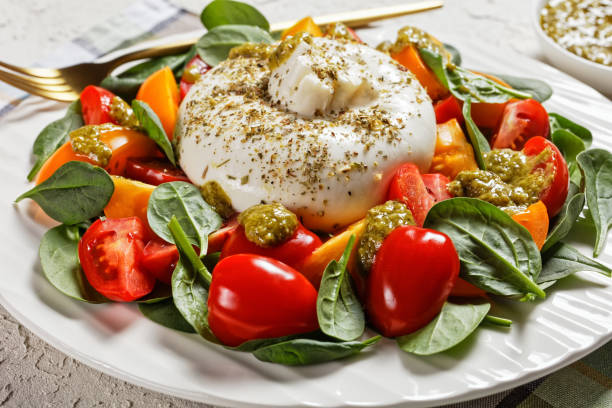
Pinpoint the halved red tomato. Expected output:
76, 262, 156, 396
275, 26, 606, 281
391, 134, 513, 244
434, 96, 463, 125
80, 85, 116, 125
421, 173, 452, 202
78, 217, 155, 301
221, 223, 322, 270
140, 238, 179, 285
125, 158, 190, 186
523, 136, 569, 217
491, 99, 550, 150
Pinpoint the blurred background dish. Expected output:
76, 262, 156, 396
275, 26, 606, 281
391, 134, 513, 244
533, 0, 612, 96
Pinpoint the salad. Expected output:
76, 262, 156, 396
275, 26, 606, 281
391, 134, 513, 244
15, 0, 612, 366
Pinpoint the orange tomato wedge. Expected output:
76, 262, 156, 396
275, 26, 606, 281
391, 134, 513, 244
136, 66, 179, 139
429, 119, 478, 179
511, 200, 549, 250
391, 45, 448, 101
35, 127, 159, 184
104, 176, 155, 228
297, 219, 365, 289
281, 16, 323, 40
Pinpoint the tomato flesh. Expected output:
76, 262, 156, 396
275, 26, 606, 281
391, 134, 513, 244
208, 254, 319, 347
386, 164, 436, 226
80, 85, 117, 125
522, 136, 569, 217
221, 223, 322, 270
179, 56, 211, 101
140, 238, 179, 285
434, 96, 463, 125
78, 217, 155, 301
125, 158, 190, 186
421, 173, 452, 202
491, 99, 550, 150
366, 225, 459, 337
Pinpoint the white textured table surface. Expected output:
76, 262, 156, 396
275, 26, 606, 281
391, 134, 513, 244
0, 0, 602, 407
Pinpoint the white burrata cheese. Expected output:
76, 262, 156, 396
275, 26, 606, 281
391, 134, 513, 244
175, 36, 436, 232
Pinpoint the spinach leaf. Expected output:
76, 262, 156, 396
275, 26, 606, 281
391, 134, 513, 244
135, 283, 172, 304
28, 100, 83, 181
538, 242, 611, 285
424, 198, 545, 299
549, 113, 592, 147
493, 74, 553, 102
131, 100, 176, 165
171, 259, 218, 342
316, 235, 364, 341
228, 334, 304, 352
39, 224, 108, 303
196, 24, 273, 66
100, 51, 193, 101
462, 98, 490, 170
541, 183, 585, 253
147, 182, 222, 252
201, 0, 269, 31
397, 302, 490, 355
576, 149, 612, 257
419, 49, 531, 104
16, 161, 114, 225
443, 43, 461, 66
252, 336, 381, 366
138, 298, 195, 333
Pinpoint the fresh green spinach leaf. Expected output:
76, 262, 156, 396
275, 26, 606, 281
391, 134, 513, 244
576, 149, 612, 257
462, 98, 490, 170
17, 161, 114, 225
397, 302, 490, 355
135, 283, 172, 303
100, 51, 193, 101
538, 242, 611, 285
228, 334, 304, 352
549, 113, 592, 147
28, 101, 83, 181
39, 224, 108, 303
147, 181, 222, 252
424, 198, 545, 299
542, 183, 585, 253
252, 336, 381, 366
552, 130, 586, 186
443, 43, 461, 66
201, 0, 269, 31
316, 235, 364, 341
138, 298, 196, 333
171, 259, 218, 342
419, 49, 531, 104
131, 100, 176, 165
493, 74, 553, 102
196, 24, 273, 66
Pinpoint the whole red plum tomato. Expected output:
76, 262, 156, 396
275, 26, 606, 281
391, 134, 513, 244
366, 225, 459, 337
207, 254, 319, 347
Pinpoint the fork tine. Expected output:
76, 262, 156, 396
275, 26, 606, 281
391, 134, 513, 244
0, 69, 71, 91
0, 70, 78, 102
0, 60, 62, 79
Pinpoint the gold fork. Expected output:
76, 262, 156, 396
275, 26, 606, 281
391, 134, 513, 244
0, 1, 443, 102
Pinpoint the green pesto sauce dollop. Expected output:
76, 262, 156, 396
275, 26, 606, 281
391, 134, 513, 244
357, 200, 415, 274
229, 43, 275, 61
200, 180, 235, 219
110, 96, 139, 128
325, 22, 357, 42
69, 124, 118, 167
448, 148, 553, 214
269, 32, 313, 70
384, 26, 450, 62
238, 203, 298, 248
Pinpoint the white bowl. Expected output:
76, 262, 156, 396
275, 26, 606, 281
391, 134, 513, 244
532, 0, 612, 97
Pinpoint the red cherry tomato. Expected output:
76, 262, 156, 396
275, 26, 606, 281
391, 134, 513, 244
421, 173, 453, 202
491, 99, 550, 150
78, 217, 155, 301
522, 136, 569, 217
221, 223, 322, 270
80, 85, 117, 125
140, 238, 179, 285
207, 218, 239, 254
125, 158, 191, 186
208, 254, 319, 346
386, 163, 435, 227
434, 96, 463, 125
366, 225, 460, 337
179, 56, 211, 101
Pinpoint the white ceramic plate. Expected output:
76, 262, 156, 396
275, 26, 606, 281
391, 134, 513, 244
1, 35, 611, 407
